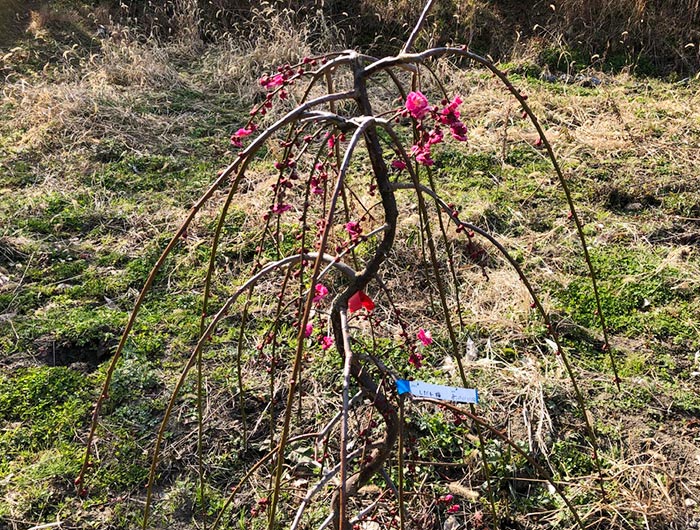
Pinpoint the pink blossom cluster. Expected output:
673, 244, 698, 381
258, 63, 297, 104
259, 73, 285, 90
401, 91, 468, 167
437, 493, 461, 515
313, 283, 329, 303
409, 328, 433, 368
230, 57, 323, 150
437, 95, 468, 141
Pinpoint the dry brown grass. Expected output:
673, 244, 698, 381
94, 40, 184, 89
24, 3, 92, 42
2, 6, 700, 526
200, 7, 342, 95
4, 0, 700, 75
5, 80, 175, 157
2, 36, 206, 159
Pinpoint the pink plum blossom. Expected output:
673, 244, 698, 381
320, 335, 334, 350
417, 328, 433, 346
438, 95, 462, 124
304, 323, 313, 338
313, 283, 329, 303
235, 127, 253, 138
450, 121, 468, 142
410, 143, 434, 166
345, 221, 362, 242
348, 291, 375, 313
405, 91, 430, 120
415, 150, 434, 166
230, 127, 253, 148
437, 95, 468, 142
391, 159, 407, 170
427, 127, 444, 146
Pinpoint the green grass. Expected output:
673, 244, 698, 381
556, 245, 700, 344
1, 8, 699, 529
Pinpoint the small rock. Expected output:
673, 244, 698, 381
465, 337, 477, 362
443, 515, 460, 530
685, 498, 697, 508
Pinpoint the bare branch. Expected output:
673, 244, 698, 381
401, 0, 439, 54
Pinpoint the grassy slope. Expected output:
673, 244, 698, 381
1, 7, 700, 530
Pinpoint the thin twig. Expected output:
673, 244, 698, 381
269, 116, 378, 530
401, 0, 438, 54
416, 398, 586, 530
289, 449, 362, 530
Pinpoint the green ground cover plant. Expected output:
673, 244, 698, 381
1, 1, 699, 529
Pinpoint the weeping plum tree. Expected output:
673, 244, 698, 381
77, 1, 619, 528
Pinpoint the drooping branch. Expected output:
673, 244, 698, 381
143, 252, 356, 525
366, 46, 619, 390
390, 180, 606, 500
79, 84, 360, 494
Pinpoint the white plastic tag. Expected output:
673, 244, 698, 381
396, 379, 478, 404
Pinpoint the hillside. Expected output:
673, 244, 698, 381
1, 2, 699, 529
